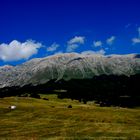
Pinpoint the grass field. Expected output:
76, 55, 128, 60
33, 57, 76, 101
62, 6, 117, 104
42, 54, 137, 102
0, 94, 140, 140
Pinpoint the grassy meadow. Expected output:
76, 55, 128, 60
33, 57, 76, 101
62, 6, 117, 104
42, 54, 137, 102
0, 94, 140, 140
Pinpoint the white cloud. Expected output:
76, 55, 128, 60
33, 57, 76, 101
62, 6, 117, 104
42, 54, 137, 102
132, 38, 140, 44
47, 43, 59, 52
67, 44, 79, 52
68, 36, 85, 44
67, 36, 85, 52
138, 27, 140, 37
54, 51, 63, 55
132, 27, 140, 45
81, 49, 105, 55
0, 40, 42, 62
106, 36, 116, 45
93, 41, 102, 47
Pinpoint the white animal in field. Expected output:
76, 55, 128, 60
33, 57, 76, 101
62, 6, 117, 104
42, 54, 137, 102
9, 105, 16, 110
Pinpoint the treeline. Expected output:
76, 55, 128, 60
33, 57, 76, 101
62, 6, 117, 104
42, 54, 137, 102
1, 74, 140, 107
57, 74, 140, 107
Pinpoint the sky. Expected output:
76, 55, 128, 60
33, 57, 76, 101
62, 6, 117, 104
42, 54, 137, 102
0, 0, 140, 66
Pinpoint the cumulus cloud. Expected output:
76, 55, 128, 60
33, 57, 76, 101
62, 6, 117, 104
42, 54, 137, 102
68, 36, 85, 44
132, 27, 140, 45
0, 40, 42, 61
93, 41, 102, 47
106, 36, 116, 45
67, 36, 85, 52
47, 43, 59, 52
138, 27, 140, 37
81, 49, 105, 55
132, 38, 140, 44
66, 44, 79, 52
54, 51, 63, 55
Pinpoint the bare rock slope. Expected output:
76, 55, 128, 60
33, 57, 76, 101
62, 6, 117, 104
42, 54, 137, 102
0, 53, 140, 88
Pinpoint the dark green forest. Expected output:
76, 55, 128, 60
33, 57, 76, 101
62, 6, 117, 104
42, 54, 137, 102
1, 74, 140, 107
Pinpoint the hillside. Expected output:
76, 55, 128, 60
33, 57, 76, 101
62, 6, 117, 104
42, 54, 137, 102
0, 95, 140, 140
1, 53, 140, 88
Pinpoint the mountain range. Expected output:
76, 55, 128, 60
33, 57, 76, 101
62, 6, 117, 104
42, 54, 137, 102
0, 53, 140, 88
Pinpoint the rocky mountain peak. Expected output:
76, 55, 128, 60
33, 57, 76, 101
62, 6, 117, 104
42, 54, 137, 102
0, 53, 140, 88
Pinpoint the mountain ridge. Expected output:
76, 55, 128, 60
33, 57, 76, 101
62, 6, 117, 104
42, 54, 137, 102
0, 53, 140, 88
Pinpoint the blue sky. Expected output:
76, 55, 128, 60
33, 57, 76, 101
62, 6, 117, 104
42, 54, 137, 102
0, 0, 140, 66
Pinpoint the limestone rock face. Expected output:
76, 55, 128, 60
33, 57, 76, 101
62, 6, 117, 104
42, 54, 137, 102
0, 53, 140, 88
